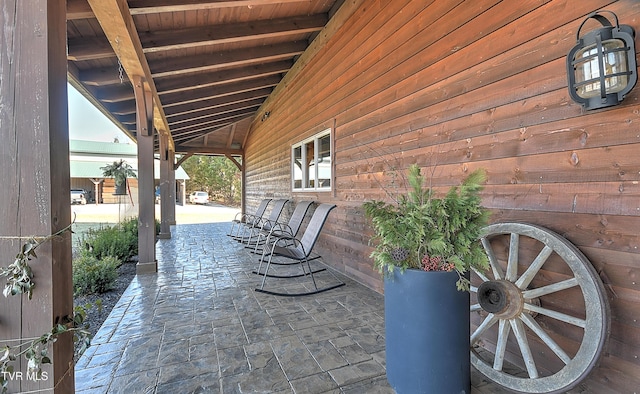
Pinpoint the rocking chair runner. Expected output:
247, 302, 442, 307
255, 203, 345, 296
228, 198, 271, 238
248, 200, 314, 254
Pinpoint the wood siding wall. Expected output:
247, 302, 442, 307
243, 0, 640, 390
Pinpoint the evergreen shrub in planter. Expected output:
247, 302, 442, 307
363, 164, 490, 393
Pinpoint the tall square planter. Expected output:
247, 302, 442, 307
384, 268, 470, 394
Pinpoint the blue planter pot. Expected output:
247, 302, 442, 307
385, 268, 470, 394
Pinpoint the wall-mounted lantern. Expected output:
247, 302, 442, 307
566, 11, 637, 110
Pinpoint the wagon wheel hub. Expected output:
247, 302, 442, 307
470, 222, 610, 394
477, 280, 523, 319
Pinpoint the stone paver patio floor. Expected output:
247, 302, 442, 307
75, 222, 500, 393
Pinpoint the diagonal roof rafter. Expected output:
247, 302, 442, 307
86, 0, 174, 151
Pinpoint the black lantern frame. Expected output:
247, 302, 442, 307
566, 11, 637, 110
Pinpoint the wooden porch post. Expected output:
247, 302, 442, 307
241, 154, 247, 215
133, 76, 157, 273
0, 1, 74, 392
178, 180, 187, 206
158, 134, 171, 239
168, 150, 177, 225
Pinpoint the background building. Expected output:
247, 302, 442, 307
69, 139, 189, 204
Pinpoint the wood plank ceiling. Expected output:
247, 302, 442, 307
66, 0, 342, 156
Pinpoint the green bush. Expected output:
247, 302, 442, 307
79, 217, 161, 262
81, 218, 141, 261
73, 251, 120, 295
82, 225, 136, 261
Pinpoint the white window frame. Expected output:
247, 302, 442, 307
291, 129, 332, 192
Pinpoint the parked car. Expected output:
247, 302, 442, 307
189, 191, 209, 205
70, 189, 87, 205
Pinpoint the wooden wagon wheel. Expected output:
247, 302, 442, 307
470, 222, 610, 394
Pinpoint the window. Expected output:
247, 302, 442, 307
292, 129, 332, 191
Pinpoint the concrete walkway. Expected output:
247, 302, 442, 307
74, 222, 393, 393
74, 220, 504, 393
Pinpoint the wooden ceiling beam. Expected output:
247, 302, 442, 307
172, 124, 233, 142
226, 123, 237, 149
174, 145, 243, 156
179, 123, 241, 147
105, 100, 136, 115
160, 76, 280, 107
79, 66, 130, 86
127, 0, 311, 15
98, 85, 135, 102
169, 107, 260, 130
149, 41, 306, 77
155, 60, 292, 94
167, 98, 264, 124
164, 88, 272, 117
140, 14, 326, 53
86, 0, 174, 150
117, 113, 137, 125
68, 0, 311, 20
170, 109, 258, 134
67, 37, 114, 61
67, 0, 95, 20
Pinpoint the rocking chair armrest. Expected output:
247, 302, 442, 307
243, 213, 262, 225
260, 218, 278, 230
270, 234, 307, 255
271, 222, 294, 236
233, 212, 257, 223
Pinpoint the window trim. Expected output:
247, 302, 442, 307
291, 128, 332, 192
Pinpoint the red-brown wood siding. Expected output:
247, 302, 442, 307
244, 0, 640, 390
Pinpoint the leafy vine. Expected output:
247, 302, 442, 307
0, 223, 94, 393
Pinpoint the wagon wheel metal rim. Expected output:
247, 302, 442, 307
470, 222, 610, 394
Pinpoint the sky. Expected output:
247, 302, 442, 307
68, 84, 132, 143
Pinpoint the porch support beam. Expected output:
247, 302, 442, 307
168, 150, 177, 225
158, 134, 172, 238
133, 76, 157, 273
0, 0, 74, 392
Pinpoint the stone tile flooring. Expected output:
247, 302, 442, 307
75, 222, 500, 393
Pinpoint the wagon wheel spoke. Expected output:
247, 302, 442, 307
472, 266, 491, 283
481, 237, 503, 280
493, 319, 511, 371
510, 318, 538, 379
515, 245, 553, 289
471, 222, 609, 394
520, 313, 571, 364
523, 303, 586, 328
471, 313, 498, 345
522, 277, 579, 299
470, 285, 481, 312
505, 233, 519, 281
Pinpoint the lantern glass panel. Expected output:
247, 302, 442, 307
574, 38, 629, 98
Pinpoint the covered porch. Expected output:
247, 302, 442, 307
74, 221, 504, 393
